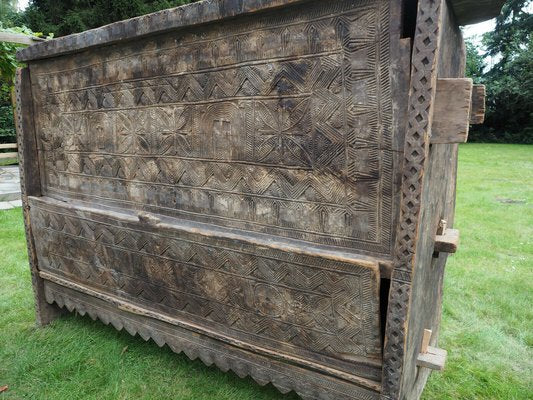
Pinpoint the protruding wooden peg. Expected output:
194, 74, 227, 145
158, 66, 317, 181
417, 328, 447, 371
421, 329, 432, 354
417, 347, 447, 371
431, 78, 474, 143
437, 219, 447, 235
435, 228, 460, 253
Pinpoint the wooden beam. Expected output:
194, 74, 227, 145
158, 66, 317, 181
450, 0, 506, 26
431, 78, 473, 144
0, 143, 17, 149
434, 228, 460, 254
470, 84, 486, 125
417, 346, 447, 370
0, 152, 18, 159
0, 32, 45, 46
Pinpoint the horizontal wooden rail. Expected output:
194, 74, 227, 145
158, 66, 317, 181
0, 152, 18, 160
417, 347, 447, 371
0, 32, 45, 46
0, 143, 17, 149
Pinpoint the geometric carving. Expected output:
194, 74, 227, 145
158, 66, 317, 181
29, 196, 382, 381
30, 0, 396, 254
11, 0, 504, 397
15, 0, 496, 398
381, 0, 445, 398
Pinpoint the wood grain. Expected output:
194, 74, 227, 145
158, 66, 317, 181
434, 229, 460, 254
450, 0, 506, 25
470, 84, 486, 125
17, 0, 477, 398
420, 329, 432, 354
13, 68, 64, 326
431, 78, 473, 144
416, 347, 447, 371
398, 2, 467, 398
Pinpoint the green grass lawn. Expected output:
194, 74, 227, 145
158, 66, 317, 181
1, 143, 531, 399
0, 158, 18, 167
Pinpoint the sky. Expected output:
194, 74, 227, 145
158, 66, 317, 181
17, 0, 28, 11
463, 20, 496, 43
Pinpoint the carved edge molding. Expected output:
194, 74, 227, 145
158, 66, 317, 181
14, 68, 47, 325
381, 1, 445, 399
42, 280, 381, 400
17, 0, 308, 62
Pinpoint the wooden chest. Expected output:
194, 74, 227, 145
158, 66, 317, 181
15, 1, 504, 398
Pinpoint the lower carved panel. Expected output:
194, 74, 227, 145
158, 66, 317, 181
42, 281, 381, 400
29, 196, 383, 383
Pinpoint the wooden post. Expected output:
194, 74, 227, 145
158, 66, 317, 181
13, 68, 64, 326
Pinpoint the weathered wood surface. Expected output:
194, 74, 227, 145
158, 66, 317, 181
42, 280, 383, 399
28, 0, 398, 255
381, 0, 446, 397
449, 0, 506, 25
470, 84, 486, 125
17, 0, 410, 399
16, 0, 507, 62
420, 329, 432, 354
431, 78, 473, 144
416, 346, 447, 371
29, 194, 384, 381
14, 68, 65, 326
397, 1, 468, 398
434, 228, 460, 254
16, 0, 487, 399
0, 32, 45, 45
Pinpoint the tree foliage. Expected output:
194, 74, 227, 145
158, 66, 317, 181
21, 0, 197, 37
465, 41, 485, 84
0, 26, 45, 143
485, 0, 533, 70
466, 0, 532, 143
0, 0, 18, 27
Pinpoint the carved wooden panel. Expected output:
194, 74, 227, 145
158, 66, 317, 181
14, 0, 499, 398
29, 195, 382, 382
30, 0, 396, 254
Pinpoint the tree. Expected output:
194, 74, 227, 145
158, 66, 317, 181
466, 0, 532, 143
21, 0, 197, 37
465, 40, 485, 84
0, 0, 18, 27
0, 26, 46, 144
484, 0, 533, 72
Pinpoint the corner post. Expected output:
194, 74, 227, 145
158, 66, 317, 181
381, 0, 445, 398
13, 67, 63, 326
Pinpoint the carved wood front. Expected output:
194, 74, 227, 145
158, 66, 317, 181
22, 0, 403, 396
30, 0, 397, 254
